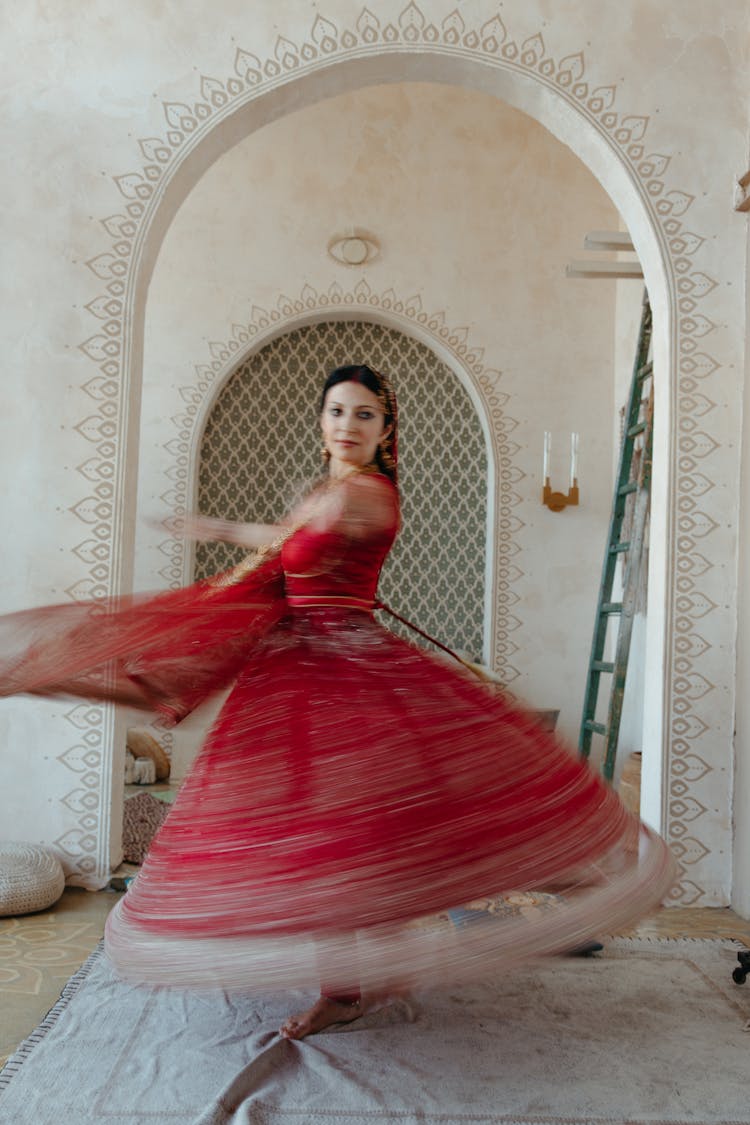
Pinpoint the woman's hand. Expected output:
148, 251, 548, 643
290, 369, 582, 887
164, 514, 282, 549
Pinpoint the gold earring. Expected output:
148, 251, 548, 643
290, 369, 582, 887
321, 444, 331, 464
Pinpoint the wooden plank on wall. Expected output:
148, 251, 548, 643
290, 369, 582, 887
566, 261, 644, 280
583, 231, 636, 252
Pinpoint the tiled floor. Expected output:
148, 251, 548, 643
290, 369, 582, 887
2, 884, 749, 1068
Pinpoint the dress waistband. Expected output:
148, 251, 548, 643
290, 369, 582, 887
286, 595, 375, 613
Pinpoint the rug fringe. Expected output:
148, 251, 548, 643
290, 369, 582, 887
604, 934, 746, 947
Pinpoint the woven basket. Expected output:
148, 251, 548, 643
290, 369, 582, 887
0, 842, 65, 916
126, 728, 170, 781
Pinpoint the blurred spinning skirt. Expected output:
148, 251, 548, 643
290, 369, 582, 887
105, 607, 675, 992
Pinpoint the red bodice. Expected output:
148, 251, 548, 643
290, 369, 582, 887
282, 472, 399, 607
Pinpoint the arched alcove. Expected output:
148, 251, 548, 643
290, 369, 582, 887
194, 320, 489, 659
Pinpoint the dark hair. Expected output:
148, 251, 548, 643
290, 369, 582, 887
320, 364, 398, 482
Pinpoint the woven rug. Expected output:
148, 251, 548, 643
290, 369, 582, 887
1, 937, 748, 1125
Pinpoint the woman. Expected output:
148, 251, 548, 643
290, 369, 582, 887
0, 364, 675, 1039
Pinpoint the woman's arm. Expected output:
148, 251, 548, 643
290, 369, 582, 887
177, 514, 284, 550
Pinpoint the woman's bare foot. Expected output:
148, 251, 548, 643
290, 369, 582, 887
279, 996, 363, 1040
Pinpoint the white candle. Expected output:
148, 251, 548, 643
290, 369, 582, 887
543, 431, 551, 481
570, 431, 579, 486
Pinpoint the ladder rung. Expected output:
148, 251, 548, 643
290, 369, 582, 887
618, 482, 638, 496
627, 421, 646, 437
601, 602, 623, 615
592, 660, 615, 673
609, 542, 630, 554
584, 720, 607, 735
637, 360, 653, 381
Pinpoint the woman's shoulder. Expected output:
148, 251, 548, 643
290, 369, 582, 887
335, 469, 400, 535
342, 469, 399, 505
343, 468, 397, 492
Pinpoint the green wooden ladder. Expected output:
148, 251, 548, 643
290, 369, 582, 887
578, 289, 654, 782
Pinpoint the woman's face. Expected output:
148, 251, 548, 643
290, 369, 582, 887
321, 380, 390, 476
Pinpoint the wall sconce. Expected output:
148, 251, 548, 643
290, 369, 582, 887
542, 431, 580, 512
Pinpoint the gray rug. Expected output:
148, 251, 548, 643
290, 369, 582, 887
1, 938, 748, 1125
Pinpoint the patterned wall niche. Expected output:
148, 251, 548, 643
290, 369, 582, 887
195, 321, 488, 659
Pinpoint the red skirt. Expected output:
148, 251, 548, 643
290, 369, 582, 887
106, 607, 675, 992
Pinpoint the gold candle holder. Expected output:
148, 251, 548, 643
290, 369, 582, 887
542, 431, 580, 511
542, 479, 579, 512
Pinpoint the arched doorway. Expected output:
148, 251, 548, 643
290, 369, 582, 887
69, 25, 723, 905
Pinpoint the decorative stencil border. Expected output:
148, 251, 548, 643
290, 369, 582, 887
63, 3, 723, 901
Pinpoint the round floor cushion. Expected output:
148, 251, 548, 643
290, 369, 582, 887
126, 728, 170, 781
0, 842, 65, 916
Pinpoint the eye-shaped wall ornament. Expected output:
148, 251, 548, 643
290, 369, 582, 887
327, 229, 380, 267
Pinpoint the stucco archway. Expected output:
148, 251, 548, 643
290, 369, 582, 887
68, 10, 725, 906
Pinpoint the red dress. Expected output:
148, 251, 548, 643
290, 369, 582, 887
1, 471, 675, 991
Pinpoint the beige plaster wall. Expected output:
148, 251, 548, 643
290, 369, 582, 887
0, 0, 747, 908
